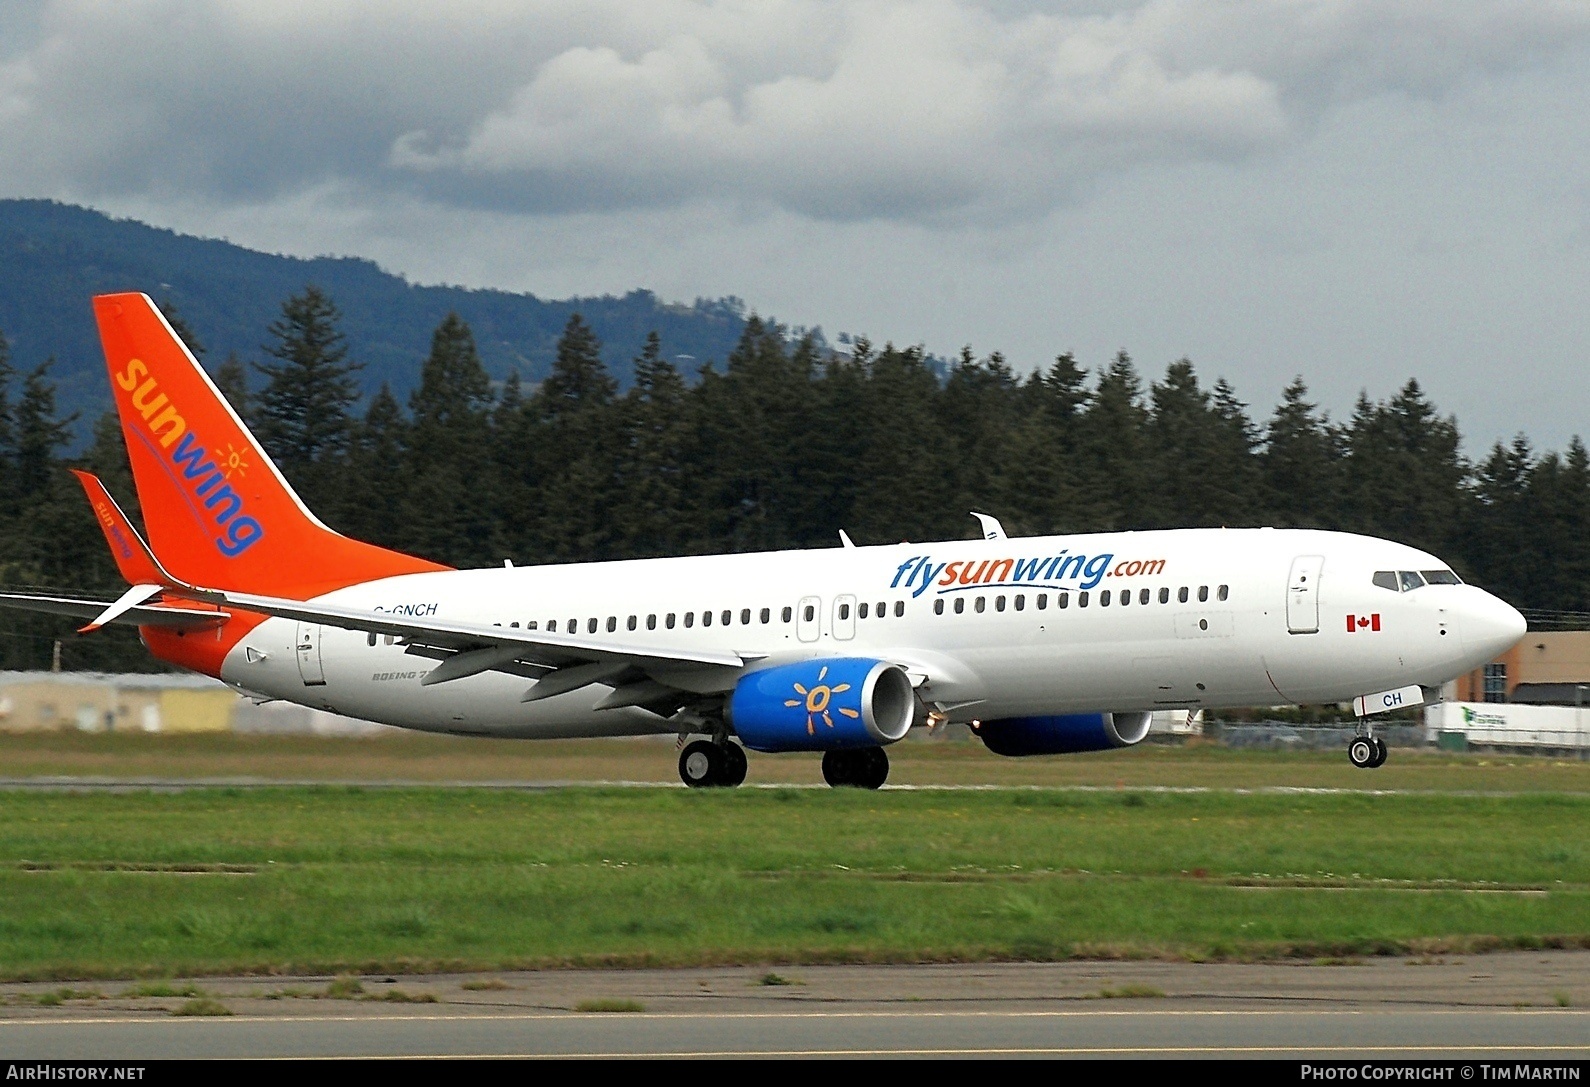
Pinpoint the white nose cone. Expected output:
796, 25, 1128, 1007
1462, 590, 1527, 661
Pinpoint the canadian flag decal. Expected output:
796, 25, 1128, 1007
1347, 613, 1381, 633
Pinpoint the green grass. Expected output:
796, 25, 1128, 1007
0, 784, 1586, 979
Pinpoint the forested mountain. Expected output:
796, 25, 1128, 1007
0, 199, 750, 443
0, 288, 1583, 673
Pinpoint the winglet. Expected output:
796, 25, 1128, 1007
71, 469, 177, 587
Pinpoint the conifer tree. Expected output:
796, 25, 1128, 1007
405, 314, 496, 565
1262, 378, 1340, 528
253, 286, 361, 471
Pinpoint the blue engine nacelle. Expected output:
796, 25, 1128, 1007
973, 711, 1153, 756
729, 658, 916, 753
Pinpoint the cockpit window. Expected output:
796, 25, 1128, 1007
1398, 571, 1426, 591
1372, 571, 1399, 592
1421, 569, 1462, 585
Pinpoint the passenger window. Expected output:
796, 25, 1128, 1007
760, 608, 771, 624
893, 601, 904, 617
528, 621, 538, 630
547, 620, 558, 633
839, 603, 851, 620
703, 611, 713, 627
685, 613, 695, 628
568, 618, 578, 633
1399, 571, 1426, 591
995, 595, 1006, 612
1198, 586, 1209, 603
783, 607, 793, 623
1158, 588, 1169, 604
1079, 591, 1089, 608
385, 634, 395, 646
588, 618, 599, 634
954, 598, 965, 614
1101, 590, 1112, 606
1422, 569, 1462, 585
1037, 593, 1048, 609
1120, 590, 1130, 606
935, 599, 945, 615
627, 616, 637, 631
666, 613, 676, 629
1217, 585, 1229, 601
647, 615, 657, 630
858, 602, 869, 619
510, 621, 519, 628
1056, 592, 1067, 609
803, 605, 815, 622
1014, 594, 1025, 611
975, 596, 986, 613
606, 617, 617, 632
1140, 588, 1150, 605
1178, 586, 1189, 603
367, 632, 377, 647
722, 609, 732, 625
740, 608, 751, 625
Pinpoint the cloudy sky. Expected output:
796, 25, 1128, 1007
2, 1, 1587, 453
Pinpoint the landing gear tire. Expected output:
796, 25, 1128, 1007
679, 740, 726, 788
1348, 736, 1377, 769
821, 747, 889, 790
721, 741, 748, 787
1367, 736, 1388, 768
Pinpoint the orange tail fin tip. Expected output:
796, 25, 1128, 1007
93, 293, 447, 598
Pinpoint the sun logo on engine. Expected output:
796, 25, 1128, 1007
785, 665, 861, 735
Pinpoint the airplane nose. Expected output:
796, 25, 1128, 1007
1461, 590, 1527, 661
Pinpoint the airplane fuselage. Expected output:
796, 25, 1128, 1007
218, 527, 1523, 739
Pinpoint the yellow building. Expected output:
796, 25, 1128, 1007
0, 672, 237, 733
1449, 630, 1590, 705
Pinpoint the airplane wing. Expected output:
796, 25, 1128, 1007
175, 586, 751, 712
0, 591, 228, 629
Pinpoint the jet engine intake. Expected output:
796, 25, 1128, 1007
974, 711, 1153, 757
728, 658, 915, 752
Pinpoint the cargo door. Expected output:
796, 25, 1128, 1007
295, 621, 326, 686
1286, 555, 1324, 634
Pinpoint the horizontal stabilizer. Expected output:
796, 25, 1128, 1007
78, 583, 164, 633
0, 591, 228, 629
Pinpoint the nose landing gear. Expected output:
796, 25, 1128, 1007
1348, 729, 1387, 769
678, 739, 748, 788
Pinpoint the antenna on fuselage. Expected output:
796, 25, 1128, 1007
838, 530, 857, 549
970, 512, 1007, 540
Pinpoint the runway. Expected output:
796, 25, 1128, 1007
3, 954, 1588, 1059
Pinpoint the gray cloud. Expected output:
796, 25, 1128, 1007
3, 1, 1586, 223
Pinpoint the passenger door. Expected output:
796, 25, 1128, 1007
1286, 555, 1324, 634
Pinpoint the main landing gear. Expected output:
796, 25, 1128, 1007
822, 747, 889, 790
1348, 727, 1388, 769
677, 739, 891, 790
678, 739, 748, 788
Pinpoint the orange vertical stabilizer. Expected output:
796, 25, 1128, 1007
92, 293, 449, 598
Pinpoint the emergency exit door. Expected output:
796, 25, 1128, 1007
1286, 555, 1324, 634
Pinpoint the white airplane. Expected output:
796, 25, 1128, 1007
0, 294, 1527, 787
